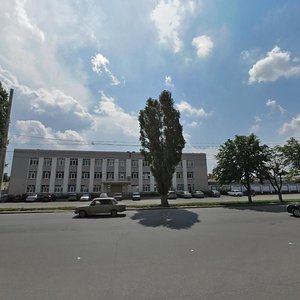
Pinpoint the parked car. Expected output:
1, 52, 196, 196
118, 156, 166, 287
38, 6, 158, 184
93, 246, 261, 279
227, 190, 243, 197
26, 193, 55, 202
182, 191, 192, 199
113, 193, 123, 201
80, 194, 91, 201
132, 192, 141, 201
99, 192, 108, 198
207, 190, 221, 197
75, 197, 126, 218
192, 190, 205, 198
0, 194, 9, 202
167, 191, 177, 199
287, 203, 300, 217
243, 189, 256, 196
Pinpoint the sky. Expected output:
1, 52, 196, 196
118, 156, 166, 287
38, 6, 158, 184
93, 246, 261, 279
1, 0, 300, 174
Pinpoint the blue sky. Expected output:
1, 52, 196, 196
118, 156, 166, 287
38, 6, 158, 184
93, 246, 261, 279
1, 0, 300, 173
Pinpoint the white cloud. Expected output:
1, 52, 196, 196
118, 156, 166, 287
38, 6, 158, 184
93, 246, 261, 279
192, 35, 214, 58
240, 48, 260, 64
176, 100, 208, 117
266, 99, 285, 114
150, 0, 198, 53
248, 46, 300, 84
186, 121, 199, 128
165, 75, 175, 87
279, 115, 300, 138
91, 53, 120, 85
93, 92, 139, 137
250, 116, 262, 134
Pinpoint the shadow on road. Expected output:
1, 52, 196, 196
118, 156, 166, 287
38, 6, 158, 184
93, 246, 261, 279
223, 204, 287, 214
73, 213, 127, 219
131, 208, 200, 230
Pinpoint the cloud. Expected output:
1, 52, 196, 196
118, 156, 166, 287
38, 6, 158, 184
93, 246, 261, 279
91, 53, 120, 85
279, 115, 300, 138
266, 99, 285, 114
165, 75, 175, 87
240, 48, 260, 64
150, 0, 198, 53
249, 116, 262, 134
248, 46, 300, 84
176, 100, 208, 117
93, 92, 139, 137
186, 121, 199, 128
192, 35, 214, 58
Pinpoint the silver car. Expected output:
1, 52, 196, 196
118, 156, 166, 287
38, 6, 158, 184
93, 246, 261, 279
75, 197, 126, 218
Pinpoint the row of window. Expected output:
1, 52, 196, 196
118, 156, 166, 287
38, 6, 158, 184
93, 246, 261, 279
28, 170, 193, 180
29, 157, 194, 168
26, 183, 195, 193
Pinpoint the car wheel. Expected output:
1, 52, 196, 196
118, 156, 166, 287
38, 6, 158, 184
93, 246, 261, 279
292, 208, 300, 218
111, 209, 117, 217
78, 210, 87, 218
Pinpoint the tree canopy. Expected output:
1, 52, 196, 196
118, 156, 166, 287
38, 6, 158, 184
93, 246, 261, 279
282, 137, 300, 174
0, 82, 9, 147
213, 134, 268, 203
139, 90, 185, 207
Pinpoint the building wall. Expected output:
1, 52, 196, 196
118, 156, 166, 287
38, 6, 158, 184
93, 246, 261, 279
9, 149, 208, 195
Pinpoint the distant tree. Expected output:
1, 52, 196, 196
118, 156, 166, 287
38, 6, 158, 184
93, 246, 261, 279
282, 137, 300, 174
259, 146, 290, 202
3, 172, 9, 182
139, 90, 185, 207
0, 82, 9, 148
213, 134, 268, 203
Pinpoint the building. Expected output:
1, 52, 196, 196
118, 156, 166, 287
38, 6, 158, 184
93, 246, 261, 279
9, 149, 208, 195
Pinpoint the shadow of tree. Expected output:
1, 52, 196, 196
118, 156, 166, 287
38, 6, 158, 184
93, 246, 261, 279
131, 208, 200, 230
223, 203, 288, 214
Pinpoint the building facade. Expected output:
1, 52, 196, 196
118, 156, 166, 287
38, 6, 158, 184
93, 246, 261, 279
9, 149, 208, 195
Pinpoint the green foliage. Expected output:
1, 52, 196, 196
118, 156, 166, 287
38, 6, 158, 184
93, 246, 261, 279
282, 137, 300, 173
213, 134, 268, 202
139, 90, 185, 206
0, 82, 9, 147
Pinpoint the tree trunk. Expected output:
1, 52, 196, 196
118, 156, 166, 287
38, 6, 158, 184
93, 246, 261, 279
278, 192, 283, 202
247, 194, 252, 203
161, 194, 169, 207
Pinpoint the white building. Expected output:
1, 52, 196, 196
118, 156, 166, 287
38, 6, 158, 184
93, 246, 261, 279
9, 149, 208, 195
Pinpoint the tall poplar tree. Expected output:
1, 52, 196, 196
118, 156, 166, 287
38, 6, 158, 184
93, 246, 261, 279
0, 82, 9, 148
139, 90, 185, 207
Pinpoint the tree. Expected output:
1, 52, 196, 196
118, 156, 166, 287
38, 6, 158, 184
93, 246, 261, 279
212, 134, 268, 203
282, 137, 300, 175
0, 81, 9, 148
260, 146, 290, 202
139, 90, 185, 207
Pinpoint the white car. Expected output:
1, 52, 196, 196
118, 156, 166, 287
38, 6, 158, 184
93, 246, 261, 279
227, 190, 243, 197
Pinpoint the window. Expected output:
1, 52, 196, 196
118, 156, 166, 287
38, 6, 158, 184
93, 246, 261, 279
70, 158, 78, 166
95, 159, 102, 167
41, 185, 49, 193
82, 172, 90, 179
176, 172, 183, 179
107, 159, 114, 167
69, 172, 77, 179
93, 185, 102, 192
44, 158, 52, 166
177, 184, 184, 191
107, 172, 114, 180
54, 185, 63, 193
30, 158, 39, 166
26, 185, 35, 193
187, 172, 193, 179
82, 158, 90, 166
28, 171, 36, 179
94, 172, 102, 179
187, 160, 193, 167
132, 160, 138, 167
131, 172, 138, 179
143, 184, 150, 192
119, 172, 126, 180
81, 185, 88, 192
188, 184, 194, 192
143, 172, 150, 180
42, 171, 51, 179
143, 160, 149, 167
68, 185, 76, 192
56, 171, 64, 179
57, 158, 65, 166
119, 160, 126, 167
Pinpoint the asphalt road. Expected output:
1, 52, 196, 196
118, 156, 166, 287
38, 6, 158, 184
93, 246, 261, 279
0, 206, 299, 300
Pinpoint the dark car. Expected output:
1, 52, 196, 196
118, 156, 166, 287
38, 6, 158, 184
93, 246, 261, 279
287, 203, 300, 217
207, 190, 221, 197
192, 191, 205, 198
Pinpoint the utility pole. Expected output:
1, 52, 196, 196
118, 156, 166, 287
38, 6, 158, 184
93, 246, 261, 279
0, 89, 13, 197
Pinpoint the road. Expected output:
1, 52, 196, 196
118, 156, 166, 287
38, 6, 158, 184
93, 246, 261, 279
0, 206, 299, 300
